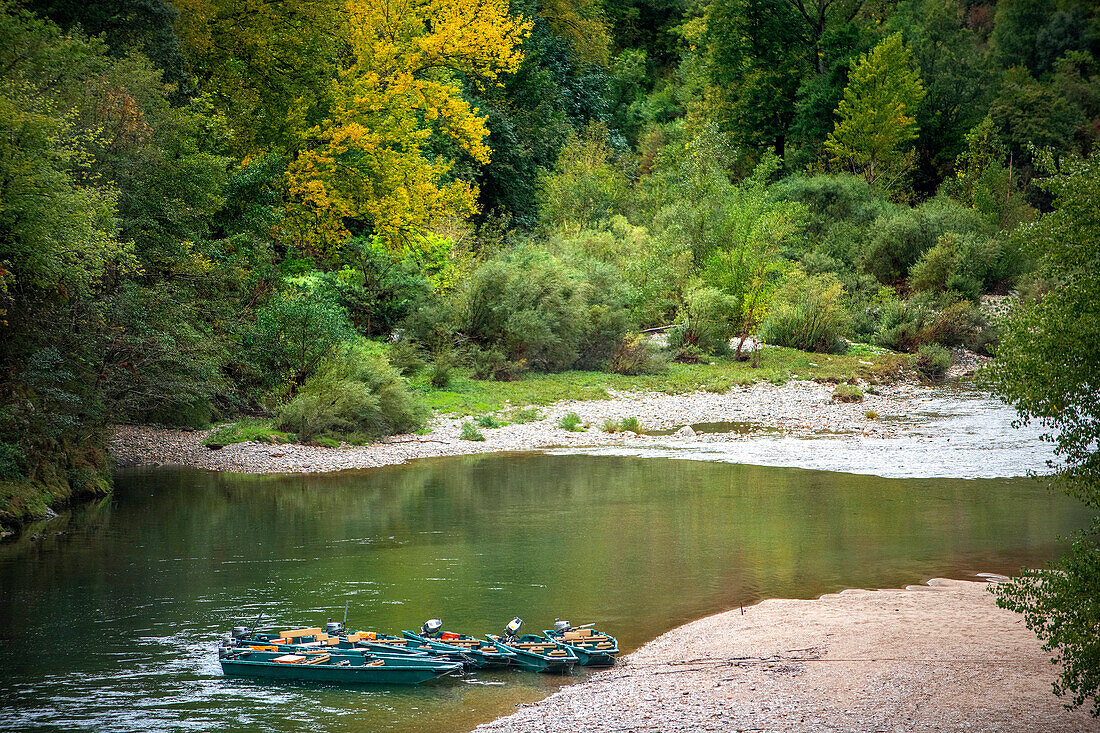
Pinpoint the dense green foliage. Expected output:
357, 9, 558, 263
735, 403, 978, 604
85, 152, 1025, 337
2, 0, 1099, 582
987, 152, 1100, 717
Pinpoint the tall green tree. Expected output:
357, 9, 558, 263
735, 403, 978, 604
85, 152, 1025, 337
987, 150, 1100, 718
705, 0, 803, 158
825, 32, 926, 184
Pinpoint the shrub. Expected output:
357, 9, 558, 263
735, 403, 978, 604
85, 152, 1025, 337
558, 412, 585, 431
601, 418, 619, 433
255, 283, 355, 386
458, 248, 631, 375
469, 345, 524, 381
669, 286, 738, 356
858, 198, 987, 284
475, 414, 504, 429
428, 345, 453, 389
537, 123, 631, 230
864, 409, 879, 419
760, 271, 851, 353
620, 416, 643, 433
832, 384, 864, 402
459, 422, 486, 441
276, 343, 429, 443
387, 340, 426, 377
507, 407, 543, 423
913, 344, 953, 381
327, 236, 433, 337
909, 232, 1006, 300
608, 334, 670, 375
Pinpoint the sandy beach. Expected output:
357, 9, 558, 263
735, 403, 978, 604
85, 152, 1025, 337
476, 578, 1095, 733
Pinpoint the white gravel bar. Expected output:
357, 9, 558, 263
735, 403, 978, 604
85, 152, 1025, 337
111, 379, 1054, 479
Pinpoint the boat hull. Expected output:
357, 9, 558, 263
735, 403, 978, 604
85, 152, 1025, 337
220, 658, 456, 685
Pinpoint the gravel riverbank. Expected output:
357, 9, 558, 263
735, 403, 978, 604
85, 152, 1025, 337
476, 578, 1095, 733
111, 379, 993, 475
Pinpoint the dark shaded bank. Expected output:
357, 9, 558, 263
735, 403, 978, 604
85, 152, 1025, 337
0, 434, 111, 537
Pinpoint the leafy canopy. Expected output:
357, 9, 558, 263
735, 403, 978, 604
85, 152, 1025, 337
285, 0, 530, 257
987, 150, 1100, 717
825, 33, 925, 184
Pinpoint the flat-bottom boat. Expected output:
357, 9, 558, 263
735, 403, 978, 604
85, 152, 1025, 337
543, 622, 618, 666
402, 620, 515, 669
485, 618, 576, 674
219, 648, 461, 685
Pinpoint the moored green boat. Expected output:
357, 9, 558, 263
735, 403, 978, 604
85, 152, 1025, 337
244, 625, 436, 658
485, 617, 576, 673
219, 648, 462, 685
402, 619, 515, 669
542, 621, 618, 666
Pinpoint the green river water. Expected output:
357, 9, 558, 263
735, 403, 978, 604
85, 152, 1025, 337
0, 454, 1090, 732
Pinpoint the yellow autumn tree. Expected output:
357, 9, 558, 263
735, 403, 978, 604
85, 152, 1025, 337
285, 0, 530, 257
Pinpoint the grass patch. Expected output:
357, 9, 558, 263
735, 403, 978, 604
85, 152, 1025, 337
459, 422, 486, 441
832, 384, 864, 403
601, 418, 619, 433
558, 412, 585, 432
313, 436, 342, 448
204, 418, 290, 447
475, 414, 505, 429
864, 409, 879, 419
620, 416, 642, 433
411, 347, 905, 417
506, 407, 543, 424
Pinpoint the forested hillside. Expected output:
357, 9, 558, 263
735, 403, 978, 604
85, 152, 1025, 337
2, 0, 1099, 524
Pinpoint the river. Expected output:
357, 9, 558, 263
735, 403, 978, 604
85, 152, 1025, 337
0, 444, 1089, 731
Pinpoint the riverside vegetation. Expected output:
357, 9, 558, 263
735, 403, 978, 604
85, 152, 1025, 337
1, 0, 1099, 716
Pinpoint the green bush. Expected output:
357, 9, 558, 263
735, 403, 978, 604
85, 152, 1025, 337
669, 286, 738, 356
506, 407, 543, 423
255, 283, 355, 386
559, 412, 585, 431
469, 345, 524, 380
620, 416, 643, 433
760, 271, 851, 353
458, 248, 632, 375
608, 334, 670, 375
832, 384, 864, 402
475, 414, 504, 429
913, 344, 953, 381
909, 232, 1006, 300
386, 340, 426, 377
428, 345, 453, 389
858, 198, 987, 284
459, 422, 486, 441
276, 343, 429, 443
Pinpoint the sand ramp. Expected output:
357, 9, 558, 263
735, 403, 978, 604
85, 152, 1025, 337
477, 579, 1096, 732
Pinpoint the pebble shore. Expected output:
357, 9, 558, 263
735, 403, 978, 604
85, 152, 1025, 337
111, 379, 954, 474
476, 578, 1095, 733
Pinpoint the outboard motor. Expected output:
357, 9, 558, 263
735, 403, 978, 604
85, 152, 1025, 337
325, 620, 344, 636
553, 620, 571, 634
422, 618, 443, 637
504, 617, 523, 640
231, 626, 249, 640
